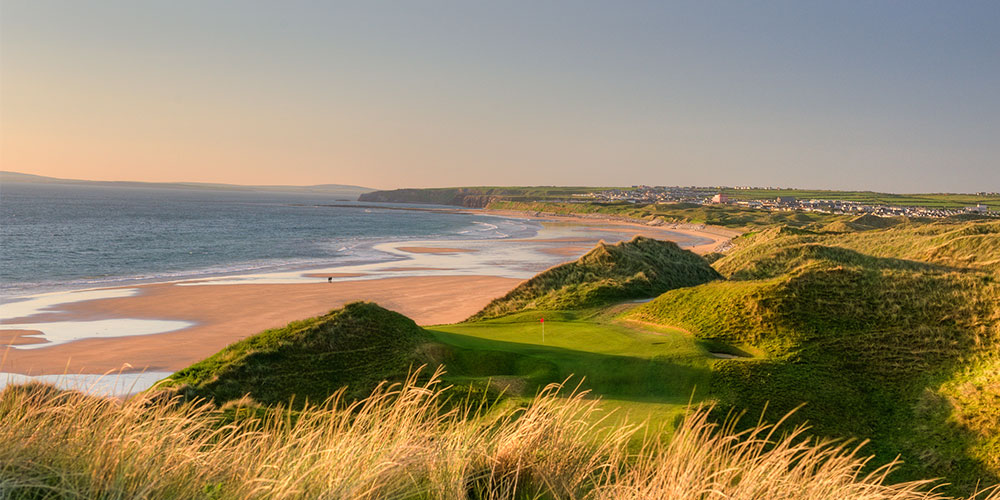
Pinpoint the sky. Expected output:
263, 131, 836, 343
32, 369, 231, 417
2, 1, 998, 192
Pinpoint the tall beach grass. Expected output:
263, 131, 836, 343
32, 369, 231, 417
1, 369, 996, 500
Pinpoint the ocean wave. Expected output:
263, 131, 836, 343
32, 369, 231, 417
473, 221, 500, 231
1, 196, 543, 300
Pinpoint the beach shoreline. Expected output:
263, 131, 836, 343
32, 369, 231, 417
1, 211, 737, 377
1, 276, 523, 375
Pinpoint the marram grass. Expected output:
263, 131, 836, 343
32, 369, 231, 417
1, 370, 996, 500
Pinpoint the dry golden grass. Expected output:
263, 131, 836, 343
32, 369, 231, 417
1, 370, 997, 500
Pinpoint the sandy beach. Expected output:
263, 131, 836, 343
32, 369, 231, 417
397, 247, 479, 254
1, 211, 737, 377
1, 276, 521, 375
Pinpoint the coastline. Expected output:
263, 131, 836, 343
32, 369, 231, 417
476, 208, 742, 254
1, 210, 737, 379
1, 276, 522, 375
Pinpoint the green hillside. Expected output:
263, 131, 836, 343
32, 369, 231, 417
357, 186, 613, 207
717, 219, 1000, 275
469, 236, 721, 320
161, 302, 432, 405
358, 185, 1000, 210
486, 199, 852, 228
625, 220, 1000, 491
720, 188, 1000, 209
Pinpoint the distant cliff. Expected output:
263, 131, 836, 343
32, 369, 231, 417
358, 186, 612, 207
359, 188, 498, 207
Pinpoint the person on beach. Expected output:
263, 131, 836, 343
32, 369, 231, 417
328, 277, 332, 283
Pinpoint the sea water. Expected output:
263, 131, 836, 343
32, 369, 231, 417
0, 182, 538, 300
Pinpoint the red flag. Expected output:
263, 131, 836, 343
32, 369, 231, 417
540, 317, 544, 323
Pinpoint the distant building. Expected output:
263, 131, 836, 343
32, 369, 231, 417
777, 196, 796, 204
966, 203, 990, 214
711, 193, 729, 204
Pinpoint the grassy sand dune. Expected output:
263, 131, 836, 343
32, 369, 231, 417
161, 302, 431, 405
470, 236, 720, 321
626, 220, 1000, 491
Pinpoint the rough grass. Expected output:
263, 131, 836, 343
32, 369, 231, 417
3, 372, 997, 500
161, 301, 431, 406
719, 189, 1000, 209
625, 220, 1000, 493
717, 220, 1000, 274
469, 236, 721, 321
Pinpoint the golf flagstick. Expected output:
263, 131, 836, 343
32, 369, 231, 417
540, 316, 545, 343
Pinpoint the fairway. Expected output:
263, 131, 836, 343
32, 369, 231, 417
427, 311, 724, 430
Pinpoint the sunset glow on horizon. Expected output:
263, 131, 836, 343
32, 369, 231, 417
2, 1, 998, 191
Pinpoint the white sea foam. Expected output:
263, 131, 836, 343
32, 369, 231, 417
1, 319, 194, 349
474, 221, 499, 231
0, 288, 140, 320
0, 371, 173, 397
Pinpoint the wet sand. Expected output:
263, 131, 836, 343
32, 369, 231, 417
301, 272, 368, 278
396, 247, 479, 254
539, 246, 592, 257
382, 267, 454, 272
0, 330, 47, 346
1, 275, 522, 375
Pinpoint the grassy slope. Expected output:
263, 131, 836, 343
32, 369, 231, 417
625, 220, 1000, 492
720, 188, 1000, 209
470, 236, 721, 320
491, 200, 996, 229
487, 199, 855, 228
161, 302, 432, 405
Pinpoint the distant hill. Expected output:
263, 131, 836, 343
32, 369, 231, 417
0, 171, 374, 197
160, 302, 431, 406
625, 220, 1000, 491
469, 236, 722, 320
360, 186, 1000, 210
358, 186, 611, 207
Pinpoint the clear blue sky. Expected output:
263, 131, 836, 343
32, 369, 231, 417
2, 1, 998, 191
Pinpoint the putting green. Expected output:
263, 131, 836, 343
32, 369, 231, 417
427, 311, 725, 431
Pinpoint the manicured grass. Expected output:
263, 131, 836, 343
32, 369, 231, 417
428, 311, 721, 432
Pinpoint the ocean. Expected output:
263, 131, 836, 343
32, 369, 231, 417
0, 182, 538, 299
